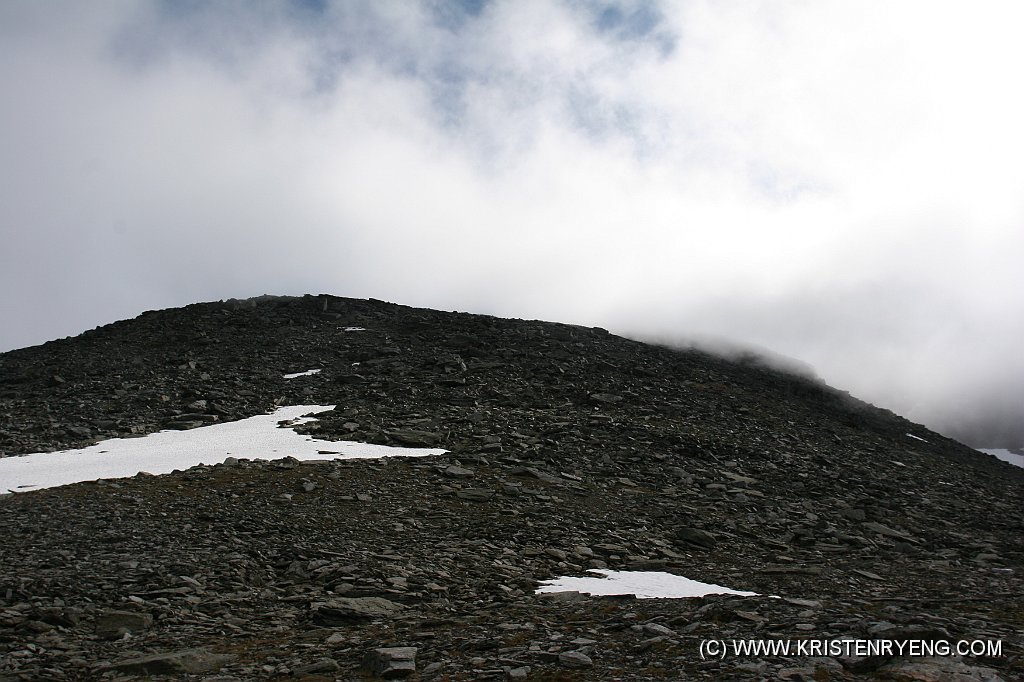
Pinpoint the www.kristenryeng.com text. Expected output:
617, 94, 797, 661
699, 638, 1002, 660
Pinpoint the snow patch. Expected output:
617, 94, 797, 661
283, 369, 322, 379
537, 569, 758, 599
0, 405, 446, 493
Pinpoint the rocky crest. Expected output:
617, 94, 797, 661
1, 294, 1021, 680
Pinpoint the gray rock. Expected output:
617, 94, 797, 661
455, 488, 493, 502
643, 622, 675, 636
840, 507, 867, 521
32, 606, 80, 627
558, 651, 593, 668
385, 429, 441, 446
538, 590, 588, 603
443, 465, 474, 478
876, 657, 1005, 681
101, 648, 235, 675
292, 658, 340, 675
94, 610, 153, 640
312, 597, 407, 625
784, 598, 823, 608
363, 646, 417, 679
509, 466, 560, 483
862, 521, 916, 542
675, 527, 717, 548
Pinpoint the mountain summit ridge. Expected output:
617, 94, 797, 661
0, 294, 986, 462
1, 294, 1021, 680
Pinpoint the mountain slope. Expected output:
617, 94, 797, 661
1, 295, 1021, 680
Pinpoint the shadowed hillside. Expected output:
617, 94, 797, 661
1, 295, 1021, 680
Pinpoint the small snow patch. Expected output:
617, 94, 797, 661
343, 327, 366, 332
906, 433, 928, 443
537, 569, 758, 599
283, 369, 322, 379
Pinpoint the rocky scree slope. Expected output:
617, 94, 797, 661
0, 294, 1021, 681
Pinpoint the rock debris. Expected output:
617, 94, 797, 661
1, 294, 1021, 680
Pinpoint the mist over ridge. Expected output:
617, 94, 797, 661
2, 1, 1021, 448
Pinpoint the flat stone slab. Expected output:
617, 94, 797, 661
100, 648, 235, 675
312, 596, 407, 625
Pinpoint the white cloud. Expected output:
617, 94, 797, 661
1, 1, 1021, 444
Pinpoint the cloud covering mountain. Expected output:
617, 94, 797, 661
2, 1, 1022, 444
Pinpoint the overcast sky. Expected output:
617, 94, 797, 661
2, 1, 1022, 445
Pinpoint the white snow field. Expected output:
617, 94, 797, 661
537, 569, 758, 599
0, 405, 446, 493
